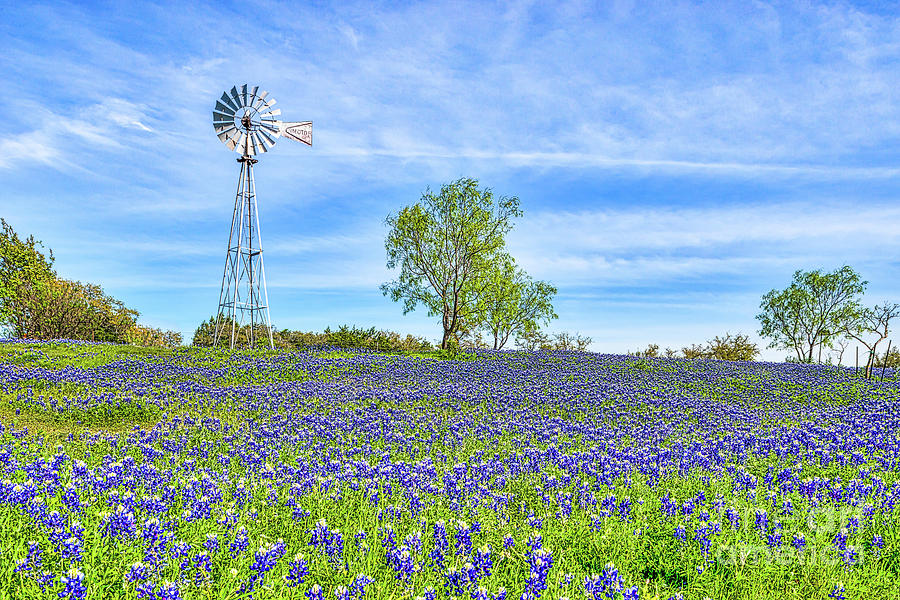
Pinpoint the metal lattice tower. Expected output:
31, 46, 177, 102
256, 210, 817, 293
214, 155, 273, 349
211, 84, 312, 349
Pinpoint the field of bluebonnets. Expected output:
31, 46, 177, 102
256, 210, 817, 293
0, 341, 899, 600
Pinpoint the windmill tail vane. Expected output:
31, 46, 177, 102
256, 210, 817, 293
211, 84, 311, 350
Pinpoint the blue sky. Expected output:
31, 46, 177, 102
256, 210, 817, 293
1, 0, 899, 360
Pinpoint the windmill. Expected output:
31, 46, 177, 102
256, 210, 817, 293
211, 84, 311, 349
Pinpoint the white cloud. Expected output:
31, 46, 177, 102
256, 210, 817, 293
508, 201, 900, 285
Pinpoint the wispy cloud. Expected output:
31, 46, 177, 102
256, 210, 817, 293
509, 201, 900, 287
2, 0, 899, 352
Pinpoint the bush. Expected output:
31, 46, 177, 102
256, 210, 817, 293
125, 324, 183, 348
875, 348, 900, 368
638, 333, 760, 361
192, 318, 433, 353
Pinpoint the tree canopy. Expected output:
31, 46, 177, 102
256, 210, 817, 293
0, 219, 180, 346
381, 178, 527, 349
757, 266, 866, 362
477, 255, 557, 350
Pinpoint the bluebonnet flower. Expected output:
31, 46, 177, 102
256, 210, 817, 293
125, 562, 149, 583
431, 521, 449, 571
100, 505, 137, 540
61, 535, 84, 563
829, 584, 846, 600
58, 568, 87, 600
833, 528, 849, 552
243, 539, 287, 592
471, 586, 488, 600
307, 585, 324, 600
443, 568, 467, 596
158, 581, 181, 600
503, 535, 514, 549
781, 499, 793, 515
37, 570, 56, 591
584, 562, 639, 600
404, 531, 423, 554
14, 541, 42, 574
522, 548, 553, 600
617, 496, 633, 521
754, 509, 768, 533
725, 508, 740, 530
871, 535, 884, 557
388, 547, 415, 582
474, 544, 493, 578
230, 527, 250, 558
455, 521, 473, 556
349, 574, 374, 599
286, 553, 309, 587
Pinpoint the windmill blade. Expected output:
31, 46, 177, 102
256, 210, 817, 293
229, 86, 243, 109
281, 121, 312, 146
219, 92, 239, 112
214, 125, 236, 137
250, 133, 265, 153
258, 128, 278, 146
259, 130, 277, 148
253, 132, 268, 153
226, 134, 239, 151
261, 108, 282, 119
215, 100, 236, 116
259, 99, 278, 114
249, 85, 260, 106
260, 123, 282, 139
217, 127, 238, 143
240, 84, 249, 108
213, 109, 234, 122
253, 90, 270, 110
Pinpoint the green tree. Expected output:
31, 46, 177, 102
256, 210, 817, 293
0, 218, 55, 337
382, 178, 522, 349
757, 266, 866, 363
875, 346, 900, 369
478, 255, 557, 350
26, 278, 139, 342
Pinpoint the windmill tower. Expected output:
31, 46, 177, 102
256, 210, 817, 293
211, 84, 311, 349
